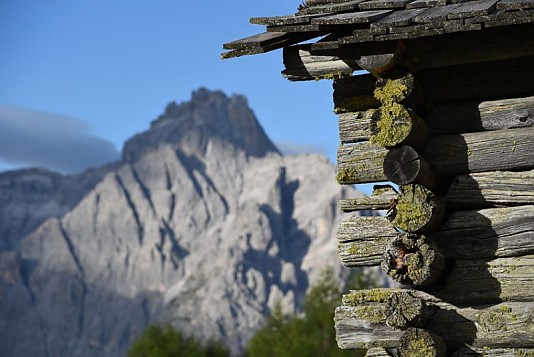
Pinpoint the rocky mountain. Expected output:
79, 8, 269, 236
0, 89, 374, 356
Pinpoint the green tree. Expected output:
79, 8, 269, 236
246, 268, 371, 357
128, 324, 229, 357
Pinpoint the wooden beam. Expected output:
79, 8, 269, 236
341, 170, 534, 211
336, 142, 388, 184
338, 95, 534, 143
427, 254, 534, 305
416, 56, 534, 103
282, 45, 360, 81
338, 127, 534, 184
443, 170, 534, 208
426, 95, 534, 136
423, 126, 534, 177
337, 216, 397, 266
221, 31, 322, 59
337, 205, 534, 266
402, 22, 534, 70
333, 74, 380, 113
336, 288, 534, 350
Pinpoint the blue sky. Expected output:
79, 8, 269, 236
0, 1, 374, 191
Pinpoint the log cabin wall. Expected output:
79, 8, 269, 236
223, 2, 534, 355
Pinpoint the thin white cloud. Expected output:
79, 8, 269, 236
0, 106, 120, 173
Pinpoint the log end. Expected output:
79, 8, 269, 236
399, 328, 447, 357
382, 234, 446, 286
385, 291, 436, 329
390, 184, 445, 233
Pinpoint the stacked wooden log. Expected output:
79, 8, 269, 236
333, 57, 534, 355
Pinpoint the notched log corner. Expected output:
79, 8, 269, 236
383, 146, 436, 188
389, 184, 445, 233
382, 234, 445, 286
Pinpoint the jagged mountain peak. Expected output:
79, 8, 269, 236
122, 88, 280, 163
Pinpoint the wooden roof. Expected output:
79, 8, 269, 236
222, 0, 534, 59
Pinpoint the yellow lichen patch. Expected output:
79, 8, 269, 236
351, 305, 386, 324
335, 95, 380, 114
374, 78, 408, 104
402, 336, 437, 357
370, 102, 412, 147
343, 288, 396, 305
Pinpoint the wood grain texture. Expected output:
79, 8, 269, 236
337, 216, 397, 266
336, 142, 388, 184
282, 45, 359, 81
443, 170, 534, 208
426, 95, 534, 135
336, 288, 534, 350
339, 95, 534, 142
337, 205, 534, 266
423, 127, 534, 177
340, 171, 534, 211
428, 254, 534, 304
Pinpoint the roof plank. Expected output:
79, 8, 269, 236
497, 0, 534, 10
298, 0, 366, 15
406, 0, 448, 9
311, 10, 394, 24
250, 14, 315, 26
414, 3, 461, 23
370, 8, 427, 32
446, 0, 498, 19
223, 32, 292, 50
359, 0, 415, 10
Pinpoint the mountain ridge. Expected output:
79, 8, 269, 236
0, 88, 371, 356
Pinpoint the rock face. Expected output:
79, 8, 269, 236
0, 89, 368, 356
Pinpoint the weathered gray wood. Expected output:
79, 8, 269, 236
339, 184, 397, 211
451, 347, 534, 356
333, 74, 381, 113
382, 234, 446, 286
417, 56, 534, 103
423, 126, 534, 177
432, 205, 534, 259
384, 290, 436, 329
221, 31, 322, 59
336, 142, 388, 184
428, 255, 534, 304
447, 0, 498, 19
337, 216, 397, 266
364, 347, 393, 357
336, 288, 534, 350
338, 126, 533, 182
383, 146, 436, 187
338, 95, 534, 142
311, 10, 394, 24
337, 205, 534, 266
426, 95, 534, 135
444, 170, 534, 208
341, 171, 534, 211
359, 0, 415, 10
497, 0, 534, 10
298, 0, 366, 15
339, 110, 376, 143
282, 45, 359, 81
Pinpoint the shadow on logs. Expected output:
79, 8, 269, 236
424, 135, 502, 306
